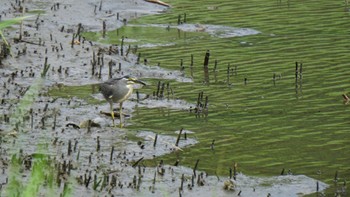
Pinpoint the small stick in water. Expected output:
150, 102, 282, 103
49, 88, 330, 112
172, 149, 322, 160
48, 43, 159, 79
132, 157, 144, 168
210, 139, 215, 150
108, 60, 113, 79
121, 36, 124, 56
96, 136, 100, 152
193, 159, 200, 177
153, 133, 158, 147
175, 128, 183, 146
334, 170, 338, 182
102, 21, 106, 38
180, 174, 184, 191
295, 62, 299, 80
177, 14, 181, 25
99, 0, 103, 11
67, 140, 72, 156
233, 162, 237, 180
203, 50, 210, 83
110, 146, 114, 163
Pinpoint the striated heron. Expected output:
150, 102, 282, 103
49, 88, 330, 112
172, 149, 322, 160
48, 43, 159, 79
99, 76, 146, 127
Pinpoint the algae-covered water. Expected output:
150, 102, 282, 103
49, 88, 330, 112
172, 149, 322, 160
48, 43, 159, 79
84, 0, 350, 195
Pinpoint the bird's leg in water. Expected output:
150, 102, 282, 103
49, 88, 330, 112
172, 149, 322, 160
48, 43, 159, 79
110, 102, 115, 127
119, 102, 123, 128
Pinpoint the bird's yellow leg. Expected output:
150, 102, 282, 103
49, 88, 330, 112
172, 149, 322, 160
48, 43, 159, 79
119, 102, 123, 128
110, 102, 115, 127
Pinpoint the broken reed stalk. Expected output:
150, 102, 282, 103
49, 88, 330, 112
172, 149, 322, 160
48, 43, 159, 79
295, 61, 298, 80
295, 62, 303, 91
193, 159, 199, 177
136, 90, 140, 103
156, 81, 161, 97
108, 60, 113, 79
85, 171, 92, 188
166, 82, 170, 99
102, 20, 106, 38
153, 133, 158, 147
197, 91, 203, 107
177, 14, 181, 25
180, 59, 184, 71
136, 52, 141, 64
76, 149, 80, 161
41, 116, 45, 128
213, 59, 218, 72
43, 103, 49, 112
203, 50, 210, 83
180, 174, 184, 191
233, 162, 237, 180
42, 57, 50, 77
89, 152, 92, 164
204, 96, 208, 110
53, 109, 57, 130
71, 33, 75, 48
175, 128, 183, 147
74, 139, 78, 152
299, 63, 303, 79
87, 119, 92, 133
67, 140, 72, 156
210, 139, 215, 150
30, 108, 33, 129
91, 51, 96, 76
94, 5, 97, 14
137, 175, 141, 190
334, 170, 338, 182
99, 0, 103, 11
110, 146, 114, 163
96, 136, 100, 152
126, 44, 131, 56
227, 63, 230, 85
121, 36, 124, 56
98, 56, 103, 79
19, 5, 25, 41
160, 83, 165, 98
132, 157, 144, 168
77, 23, 82, 36
190, 54, 194, 77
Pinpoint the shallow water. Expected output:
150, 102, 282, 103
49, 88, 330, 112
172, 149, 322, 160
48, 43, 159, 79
85, 0, 350, 195
1, 0, 349, 196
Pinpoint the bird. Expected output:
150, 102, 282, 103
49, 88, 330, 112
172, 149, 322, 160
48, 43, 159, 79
99, 76, 146, 128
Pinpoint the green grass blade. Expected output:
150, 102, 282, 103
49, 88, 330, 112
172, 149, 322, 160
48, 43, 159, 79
0, 15, 33, 30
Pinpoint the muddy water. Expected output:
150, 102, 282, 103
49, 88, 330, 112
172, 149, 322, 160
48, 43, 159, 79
84, 0, 350, 196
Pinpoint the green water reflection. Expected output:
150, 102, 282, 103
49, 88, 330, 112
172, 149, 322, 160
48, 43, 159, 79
84, 0, 350, 193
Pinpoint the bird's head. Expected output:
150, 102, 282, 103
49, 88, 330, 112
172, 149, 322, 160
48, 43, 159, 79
122, 76, 146, 86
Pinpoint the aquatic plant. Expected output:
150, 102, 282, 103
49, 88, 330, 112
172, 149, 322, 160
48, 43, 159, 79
0, 16, 32, 57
